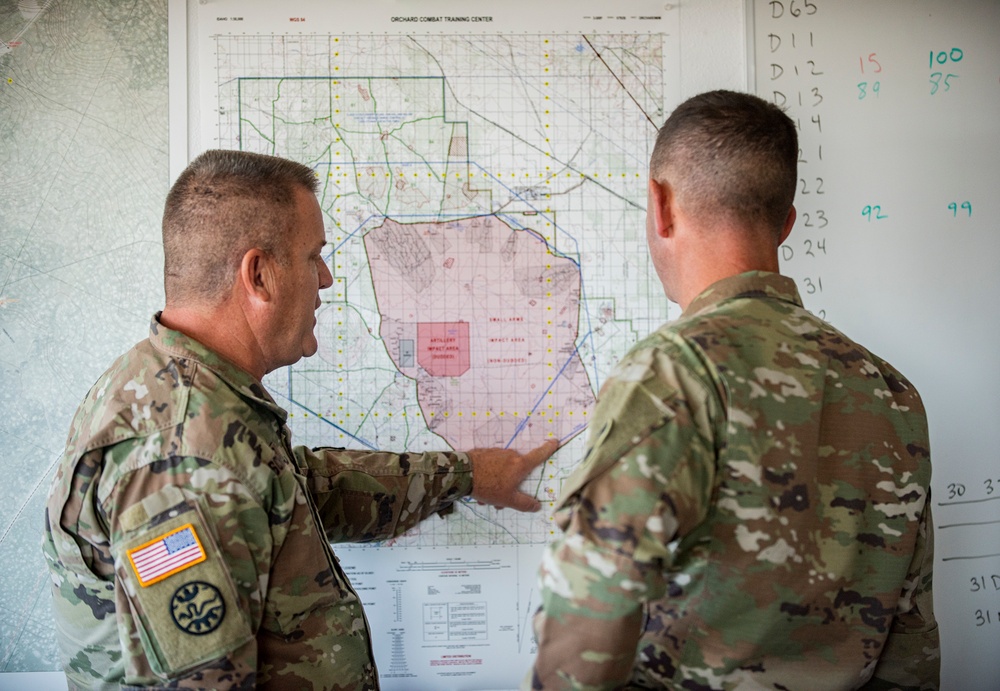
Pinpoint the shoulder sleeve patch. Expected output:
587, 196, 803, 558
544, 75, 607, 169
115, 501, 253, 678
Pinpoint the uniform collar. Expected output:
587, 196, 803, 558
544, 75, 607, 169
682, 271, 803, 319
148, 313, 289, 423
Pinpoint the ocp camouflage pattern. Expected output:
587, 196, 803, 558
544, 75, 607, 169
42, 315, 473, 690
529, 272, 938, 690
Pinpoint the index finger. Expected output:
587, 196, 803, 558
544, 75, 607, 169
521, 438, 560, 471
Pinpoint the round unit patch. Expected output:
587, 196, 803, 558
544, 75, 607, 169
170, 581, 226, 635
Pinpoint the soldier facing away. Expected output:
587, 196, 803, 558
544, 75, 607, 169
42, 149, 557, 690
527, 90, 938, 690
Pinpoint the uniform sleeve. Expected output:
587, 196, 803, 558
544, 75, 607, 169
529, 347, 719, 690
863, 500, 940, 690
294, 447, 474, 542
105, 456, 274, 688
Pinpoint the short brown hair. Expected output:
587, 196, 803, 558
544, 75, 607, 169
162, 149, 320, 304
650, 90, 797, 235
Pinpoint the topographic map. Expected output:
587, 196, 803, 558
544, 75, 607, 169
199, 12, 679, 542
0, 1, 678, 688
191, 11, 679, 684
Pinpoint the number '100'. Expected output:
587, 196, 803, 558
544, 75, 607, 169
930, 48, 963, 67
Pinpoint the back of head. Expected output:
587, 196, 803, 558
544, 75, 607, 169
650, 90, 797, 238
162, 149, 319, 306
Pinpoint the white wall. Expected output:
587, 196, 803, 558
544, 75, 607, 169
678, 0, 749, 97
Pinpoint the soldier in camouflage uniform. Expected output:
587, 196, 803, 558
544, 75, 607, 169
527, 91, 938, 690
42, 149, 557, 690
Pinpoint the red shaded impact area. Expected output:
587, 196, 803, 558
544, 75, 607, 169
417, 321, 470, 376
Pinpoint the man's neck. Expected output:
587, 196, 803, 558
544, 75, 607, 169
674, 232, 781, 311
159, 302, 266, 380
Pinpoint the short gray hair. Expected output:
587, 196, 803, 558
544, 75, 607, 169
162, 149, 320, 304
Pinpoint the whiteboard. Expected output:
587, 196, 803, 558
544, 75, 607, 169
750, 1, 1000, 688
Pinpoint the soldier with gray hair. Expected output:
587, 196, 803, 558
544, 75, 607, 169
43, 149, 557, 689
527, 90, 938, 690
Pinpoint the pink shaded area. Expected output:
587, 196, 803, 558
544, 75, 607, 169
417, 322, 470, 376
364, 215, 595, 452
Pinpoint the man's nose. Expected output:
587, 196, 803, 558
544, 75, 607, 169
320, 256, 334, 290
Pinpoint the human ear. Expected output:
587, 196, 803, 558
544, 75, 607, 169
778, 206, 796, 245
648, 178, 675, 238
238, 248, 276, 304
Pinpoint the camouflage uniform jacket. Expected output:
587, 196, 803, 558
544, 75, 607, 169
529, 271, 938, 690
42, 315, 473, 690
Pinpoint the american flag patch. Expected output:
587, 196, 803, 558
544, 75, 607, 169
127, 524, 207, 587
